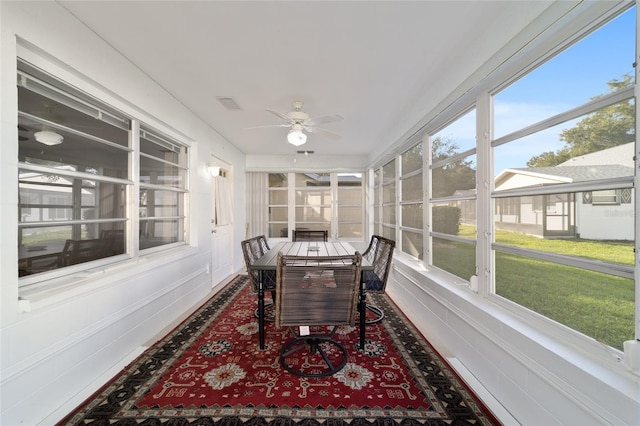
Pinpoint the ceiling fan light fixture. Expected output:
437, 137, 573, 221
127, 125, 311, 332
287, 128, 307, 146
34, 130, 64, 146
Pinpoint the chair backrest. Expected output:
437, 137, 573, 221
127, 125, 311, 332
275, 252, 362, 328
100, 229, 125, 255
58, 238, 111, 267
362, 235, 395, 292
241, 235, 270, 291
292, 229, 328, 242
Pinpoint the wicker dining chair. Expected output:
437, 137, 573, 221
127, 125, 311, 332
22, 237, 111, 275
241, 235, 276, 320
361, 235, 395, 324
275, 252, 362, 378
292, 229, 328, 242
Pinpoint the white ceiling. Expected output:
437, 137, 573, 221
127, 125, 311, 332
59, 1, 556, 162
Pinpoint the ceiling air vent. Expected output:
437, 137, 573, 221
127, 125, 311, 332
216, 96, 242, 111
297, 150, 314, 155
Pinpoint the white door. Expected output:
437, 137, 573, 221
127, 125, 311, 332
211, 164, 234, 285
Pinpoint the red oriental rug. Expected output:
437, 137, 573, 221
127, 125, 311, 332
59, 275, 500, 425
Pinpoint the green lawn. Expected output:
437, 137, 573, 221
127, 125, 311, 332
435, 225, 635, 350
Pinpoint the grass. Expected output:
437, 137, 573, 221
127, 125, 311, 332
22, 229, 73, 245
434, 225, 635, 350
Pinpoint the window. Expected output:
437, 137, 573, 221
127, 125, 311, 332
590, 189, 623, 205
17, 62, 189, 282
295, 173, 331, 233
139, 128, 187, 250
264, 172, 363, 239
365, 3, 635, 355
429, 109, 477, 280
492, 6, 635, 349
268, 173, 288, 237
373, 168, 381, 235
336, 173, 363, 238
400, 142, 423, 259
381, 160, 396, 241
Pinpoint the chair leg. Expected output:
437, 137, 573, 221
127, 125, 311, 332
365, 304, 385, 324
358, 293, 385, 324
279, 336, 348, 378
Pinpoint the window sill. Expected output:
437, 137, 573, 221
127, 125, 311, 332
18, 245, 198, 312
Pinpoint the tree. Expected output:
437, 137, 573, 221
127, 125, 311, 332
527, 74, 634, 167
431, 137, 476, 198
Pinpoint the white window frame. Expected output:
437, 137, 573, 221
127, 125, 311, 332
17, 56, 190, 288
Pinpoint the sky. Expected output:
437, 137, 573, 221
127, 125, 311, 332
433, 6, 636, 174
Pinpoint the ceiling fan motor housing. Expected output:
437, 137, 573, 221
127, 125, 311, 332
287, 110, 309, 122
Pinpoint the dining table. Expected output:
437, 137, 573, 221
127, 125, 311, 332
249, 241, 373, 350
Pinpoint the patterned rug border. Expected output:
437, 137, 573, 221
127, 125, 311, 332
59, 275, 500, 425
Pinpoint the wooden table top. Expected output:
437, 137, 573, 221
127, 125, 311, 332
251, 241, 371, 270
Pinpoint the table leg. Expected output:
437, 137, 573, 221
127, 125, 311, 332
258, 270, 265, 349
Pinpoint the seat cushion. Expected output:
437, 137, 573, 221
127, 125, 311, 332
364, 270, 384, 291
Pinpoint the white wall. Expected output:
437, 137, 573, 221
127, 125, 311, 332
0, 2, 246, 424
578, 201, 635, 240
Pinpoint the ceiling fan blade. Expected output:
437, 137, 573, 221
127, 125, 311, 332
244, 123, 291, 130
304, 126, 341, 139
305, 114, 343, 126
265, 108, 294, 124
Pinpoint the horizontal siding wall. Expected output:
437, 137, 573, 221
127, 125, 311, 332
2, 250, 214, 424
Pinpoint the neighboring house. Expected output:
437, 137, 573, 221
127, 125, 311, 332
493, 142, 634, 240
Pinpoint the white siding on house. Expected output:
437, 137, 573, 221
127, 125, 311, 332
578, 199, 634, 240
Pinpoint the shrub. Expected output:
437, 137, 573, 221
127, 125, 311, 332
433, 206, 461, 235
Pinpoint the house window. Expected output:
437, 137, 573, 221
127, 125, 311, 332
591, 189, 620, 205
492, 6, 635, 349
17, 61, 188, 281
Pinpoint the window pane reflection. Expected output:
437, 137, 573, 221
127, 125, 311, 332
140, 156, 186, 189
139, 218, 183, 249
139, 189, 183, 219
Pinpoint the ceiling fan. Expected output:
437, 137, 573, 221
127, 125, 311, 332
249, 101, 343, 146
